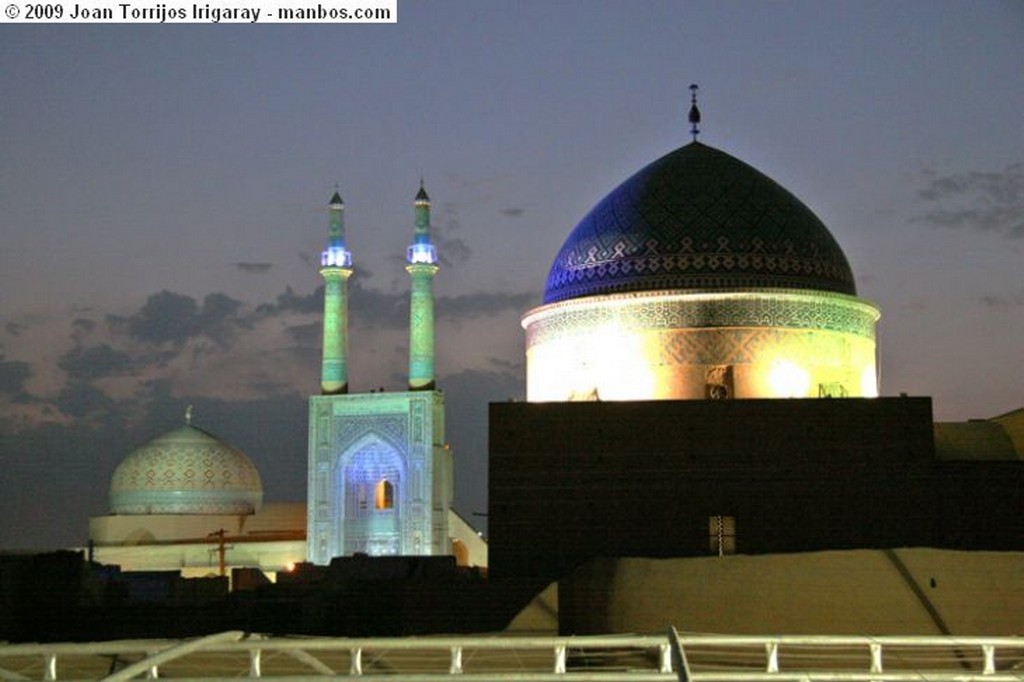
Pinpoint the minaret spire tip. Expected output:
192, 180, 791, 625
329, 184, 344, 207
415, 179, 430, 204
688, 83, 701, 143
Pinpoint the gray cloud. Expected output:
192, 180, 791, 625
54, 381, 115, 418
350, 285, 538, 329
435, 203, 473, 268
0, 356, 32, 400
500, 208, 525, 218
108, 291, 199, 344
912, 163, 1024, 237
437, 237, 472, 268
234, 262, 273, 274
202, 292, 246, 332
5, 321, 26, 337
71, 318, 96, 342
437, 290, 538, 321
351, 280, 407, 329
255, 286, 319, 316
245, 378, 292, 394
108, 290, 244, 346
58, 344, 134, 382
285, 321, 321, 346
979, 294, 1024, 308
487, 355, 523, 372
256, 281, 406, 330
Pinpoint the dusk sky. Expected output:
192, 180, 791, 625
2, 2, 1023, 550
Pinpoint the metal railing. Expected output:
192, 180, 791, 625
1, 631, 1022, 682
669, 632, 1024, 682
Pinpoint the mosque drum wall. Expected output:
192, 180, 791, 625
524, 289, 879, 401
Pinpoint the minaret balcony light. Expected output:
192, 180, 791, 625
407, 243, 437, 265
321, 246, 353, 268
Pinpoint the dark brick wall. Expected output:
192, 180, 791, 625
489, 397, 1021, 585
934, 461, 1024, 550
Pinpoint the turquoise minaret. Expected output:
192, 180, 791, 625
319, 190, 354, 394
405, 183, 439, 390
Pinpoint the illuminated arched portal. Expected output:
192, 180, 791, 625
307, 390, 451, 564
340, 440, 403, 556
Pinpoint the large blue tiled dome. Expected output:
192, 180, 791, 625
544, 142, 856, 304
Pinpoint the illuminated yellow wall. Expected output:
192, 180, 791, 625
523, 290, 879, 402
85, 507, 489, 574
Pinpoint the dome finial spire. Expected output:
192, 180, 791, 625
688, 83, 701, 142
415, 179, 430, 204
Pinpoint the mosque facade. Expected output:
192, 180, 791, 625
305, 187, 452, 563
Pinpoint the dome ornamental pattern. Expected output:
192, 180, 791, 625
109, 424, 263, 515
544, 142, 856, 304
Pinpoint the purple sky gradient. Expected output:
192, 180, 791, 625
2, 1, 1023, 549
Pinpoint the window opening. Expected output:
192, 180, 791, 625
709, 515, 736, 556
818, 382, 848, 398
375, 479, 394, 510
705, 365, 734, 400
